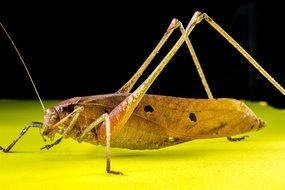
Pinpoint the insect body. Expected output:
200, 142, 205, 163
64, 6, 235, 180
43, 94, 264, 150
1, 11, 284, 175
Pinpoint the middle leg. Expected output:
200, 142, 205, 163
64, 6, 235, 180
79, 113, 123, 175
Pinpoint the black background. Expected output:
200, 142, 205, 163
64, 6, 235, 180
1, 1, 284, 108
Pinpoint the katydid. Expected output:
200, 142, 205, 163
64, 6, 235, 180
1, 11, 284, 175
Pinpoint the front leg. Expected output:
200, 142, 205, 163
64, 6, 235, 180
0, 122, 43, 152
41, 106, 84, 150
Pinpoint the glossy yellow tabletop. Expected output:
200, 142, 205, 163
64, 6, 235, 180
0, 100, 284, 190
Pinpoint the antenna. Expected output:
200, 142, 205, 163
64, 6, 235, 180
0, 22, 46, 112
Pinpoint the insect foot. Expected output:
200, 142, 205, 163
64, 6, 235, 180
0, 146, 9, 153
107, 170, 124, 175
40, 137, 63, 150
227, 135, 249, 142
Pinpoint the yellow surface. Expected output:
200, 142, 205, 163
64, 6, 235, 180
0, 100, 284, 190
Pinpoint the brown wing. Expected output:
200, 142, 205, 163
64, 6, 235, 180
78, 93, 263, 149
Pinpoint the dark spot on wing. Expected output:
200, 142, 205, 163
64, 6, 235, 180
144, 105, 154, 113
189, 112, 197, 122
103, 109, 109, 114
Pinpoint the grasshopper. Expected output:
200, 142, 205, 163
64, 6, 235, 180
1, 11, 284, 175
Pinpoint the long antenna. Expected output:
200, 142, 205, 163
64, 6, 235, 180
0, 22, 45, 112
